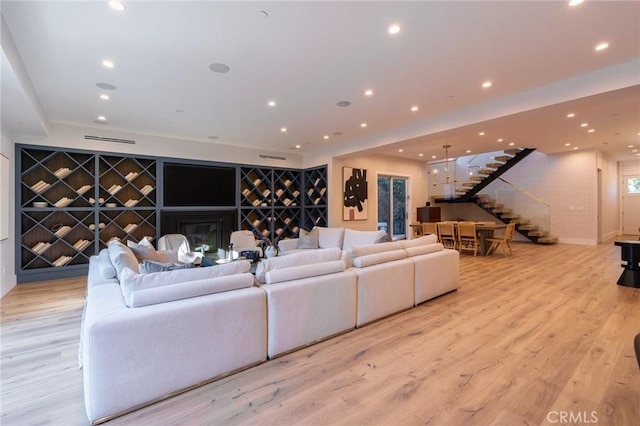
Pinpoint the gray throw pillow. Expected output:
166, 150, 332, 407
374, 232, 393, 244
141, 260, 194, 274
297, 228, 319, 249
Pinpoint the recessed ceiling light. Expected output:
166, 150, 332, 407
102, 60, 115, 68
411, 106, 419, 112
209, 63, 230, 73
100, 94, 109, 100
398, 149, 404, 153
482, 81, 492, 88
595, 42, 609, 51
497, 138, 503, 142
588, 129, 595, 133
96, 82, 117, 90
97, 115, 106, 121
280, 127, 287, 132
109, 1, 126, 11
268, 101, 276, 107
509, 142, 515, 146
432, 155, 436, 159
388, 24, 401, 34
295, 145, 301, 149
364, 89, 373, 96
419, 153, 424, 157
466, 150, 471, 153
633, 149, 638, 153
323, 135, 329, 140
580, 123, 588, 127
628, 145, 634, 148
569, 0, 584, 6
565, 143, 571, 146
573, 147, 579, 150
361, 123, 367, 128
567, 113, 575, 118
479, 132, 485, 136
336, 101, 351, 107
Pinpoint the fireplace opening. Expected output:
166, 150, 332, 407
161, 210, 236, 257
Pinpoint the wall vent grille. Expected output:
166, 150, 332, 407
259, 154, 286, 161
83, 135, 136, 144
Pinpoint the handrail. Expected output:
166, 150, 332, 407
496, 177, 550, 207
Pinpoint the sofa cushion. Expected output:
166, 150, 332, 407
120, 259, 251, 306
342, 229, 388, 250
404, 243, 444, 257
98, 248, 117, 279
352, 249, 407, 268
128, 273, 255, 307
399, 234, 438, 248
348, 241, 403, 258
297, 228, 319, 249
127, 238, 161, 263
108, 241, 140, 279
265, 260, 346, 284
255, 247, 342, 284
316, 227, 345, 249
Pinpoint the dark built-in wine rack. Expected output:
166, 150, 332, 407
17, 145, 327, 283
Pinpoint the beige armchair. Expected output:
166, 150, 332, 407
230, 230, 263, 259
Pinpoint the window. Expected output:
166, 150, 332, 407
627, 177, 640, 194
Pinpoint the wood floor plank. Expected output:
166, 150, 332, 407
1, 241, 638, 425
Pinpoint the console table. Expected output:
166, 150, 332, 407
614, 240, 640, 288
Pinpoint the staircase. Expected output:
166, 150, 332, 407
474, 194, 558, 244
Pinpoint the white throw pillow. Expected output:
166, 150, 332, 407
255, 247, 342, 284
316, 227, 345, 249
127, 239, 161, 263
108, 241, 140, 279
296, 228, 319, 249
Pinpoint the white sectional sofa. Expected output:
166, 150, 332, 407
82, 229, 458, 424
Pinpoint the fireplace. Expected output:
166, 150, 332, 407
161, 210, 236, 254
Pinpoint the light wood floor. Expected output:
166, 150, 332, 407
2, 240, 639, 426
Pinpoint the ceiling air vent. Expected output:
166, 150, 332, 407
259, 154, 286, 161
83, 135, 135, 144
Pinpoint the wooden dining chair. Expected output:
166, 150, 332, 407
410, 222, 423, 238
421, 222, 438, 239
437, 221, 457, 250
457, 221, 478, 256
486, 222, 516, 257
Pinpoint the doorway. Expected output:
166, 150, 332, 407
622, 175, 640, 235
377, 176, 408, 240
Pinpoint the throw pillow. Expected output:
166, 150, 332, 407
297, 228, 319, 249
374, 232, 393, 244
199, 257, 216, 267
127, 239, 161, 263
107, 240, 140, 279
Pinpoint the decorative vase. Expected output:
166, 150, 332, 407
265, 246, 277, 258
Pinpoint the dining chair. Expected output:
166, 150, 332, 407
421, 222, 438, 239
457, 221, 478, 256
410, 222, 423, 238
437, 222, 457, 250
486, 222, 516, 257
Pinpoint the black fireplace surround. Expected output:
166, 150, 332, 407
161, 210, 236, 253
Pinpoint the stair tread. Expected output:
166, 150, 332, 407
486, 162, 505, 168
503, 148, 522, 155
537, 237, 558, 244
494, 155, 513, 162
518, 225, 539, 230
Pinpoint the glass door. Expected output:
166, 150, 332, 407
377, 176, 407, 239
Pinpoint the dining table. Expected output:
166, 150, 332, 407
474, 222, 507, 256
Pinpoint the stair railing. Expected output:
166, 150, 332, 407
479, 177, 551, 236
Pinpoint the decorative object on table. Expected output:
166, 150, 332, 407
343, 166, 368, 220
261, 236, 280, 258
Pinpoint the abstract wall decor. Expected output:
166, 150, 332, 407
343, 167, 368, 220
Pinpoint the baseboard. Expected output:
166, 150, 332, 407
557, 237, 598, 245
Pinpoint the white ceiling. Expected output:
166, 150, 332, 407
1, 1, 639, 162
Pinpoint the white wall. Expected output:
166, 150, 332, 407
500, 150, 598, 245
330, 154, 429, 232
1, 131, 16, 298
